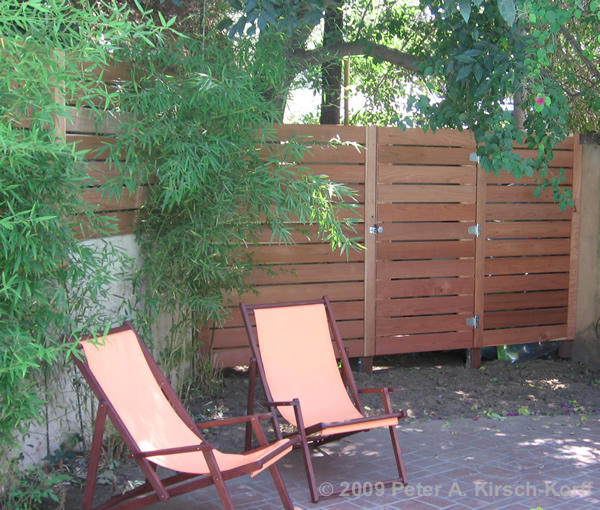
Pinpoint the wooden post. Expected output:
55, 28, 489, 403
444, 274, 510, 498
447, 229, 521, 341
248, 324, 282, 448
362, 126, 378, 370
571, 135, 600, 365
560, 134, 583, 358
469, 161, 487, 368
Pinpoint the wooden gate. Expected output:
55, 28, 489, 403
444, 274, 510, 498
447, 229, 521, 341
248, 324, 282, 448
210, 125, 580, 368
368, 128, 479, 358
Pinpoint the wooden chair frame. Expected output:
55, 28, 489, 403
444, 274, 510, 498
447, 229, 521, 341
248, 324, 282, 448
240, 296, 408, 503
71, 322, 300, 510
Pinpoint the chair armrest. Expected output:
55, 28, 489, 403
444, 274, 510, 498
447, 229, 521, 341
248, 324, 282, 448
130, 443, 212, 458
198, 412, 272, 429
264, 400, 300, 408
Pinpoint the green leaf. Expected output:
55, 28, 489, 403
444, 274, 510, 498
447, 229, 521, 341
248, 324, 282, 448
456, 64, 473, 81
473, 62, 483, 82
498, 0, 516, 25
217, 18, 234, 30
245, 0, 258, 14
458, 0, 472, 23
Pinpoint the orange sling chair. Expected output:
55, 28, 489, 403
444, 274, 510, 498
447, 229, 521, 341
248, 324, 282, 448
240, 296, 408, 503
71, 322, 300, 509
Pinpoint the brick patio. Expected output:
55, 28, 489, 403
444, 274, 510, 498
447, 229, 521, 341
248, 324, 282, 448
151, 414, 600, 509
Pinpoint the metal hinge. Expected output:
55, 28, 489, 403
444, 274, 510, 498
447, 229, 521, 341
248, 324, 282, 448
466, 315, 480, 328
468, 224, 481, 237
369, 225, 384, 234
469, 152, 481, 163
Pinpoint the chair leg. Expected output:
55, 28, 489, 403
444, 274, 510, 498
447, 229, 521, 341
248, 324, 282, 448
83, 402, 108, 510
204, 450, 236, 510
389, 425, 408, 485
298, 438, 320, 503
268, 464, 296, 510
245, 358, 258, 451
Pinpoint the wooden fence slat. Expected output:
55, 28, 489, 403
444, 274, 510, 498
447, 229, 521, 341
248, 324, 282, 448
377, 127, 476, 147
481, 324, 567, 347
378, 259, 475, 279
487, 184, 569, 203
378, 203, 476, 222
234, 282, 364, 303
247, 262, 364, 284
378, 146, 475, 166
376, 331, 473, 354
379, 222, 473, 241
378, 184, 477, 203
484, 307, 568, 329
378, 165, 477, 184
73, 211, 133, 239
485, 238, 571, 257
499, 149, 574, 168
82, 187, 148, 212
486, 168, 573, 185
251, 244, 365, 264
295, 145, 366, 164
66, 107, 122, 134
486, 203, 572, 220
377, 277, 475, 298
79, 60, 132, 82
377, 240, 475, 260
274, 123, 367, 143
484, 290, 568, 311
484, 273, 569, 293
303, 165, 365, 182
213, 348, 253, 368
485, 255, 570, 275
376, 295, 474, 317
485, 221, 571, 238
377, 314, 472, 336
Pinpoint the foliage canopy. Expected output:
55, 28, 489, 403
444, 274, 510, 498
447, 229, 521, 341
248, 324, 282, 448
220, 0, 600, 208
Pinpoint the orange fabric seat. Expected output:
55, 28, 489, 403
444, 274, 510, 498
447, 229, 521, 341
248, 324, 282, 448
72, 322, 299, 509
241, 296, 408, 503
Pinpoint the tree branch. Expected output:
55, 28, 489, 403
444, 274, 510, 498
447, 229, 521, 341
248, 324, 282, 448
293, 40, 420, 74
559, 25, 600, 84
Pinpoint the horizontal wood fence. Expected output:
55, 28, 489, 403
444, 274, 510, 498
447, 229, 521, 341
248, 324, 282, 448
57, 61, 143, 237
207, 126, 580, 368
65, 71, 580, 368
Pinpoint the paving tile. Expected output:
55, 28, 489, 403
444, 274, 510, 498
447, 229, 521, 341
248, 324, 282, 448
146, 415, 600, 509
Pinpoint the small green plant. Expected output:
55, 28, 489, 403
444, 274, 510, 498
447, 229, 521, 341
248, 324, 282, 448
43, 433, 82, 470
478, 408, 506, 421
3, 461, 70, 510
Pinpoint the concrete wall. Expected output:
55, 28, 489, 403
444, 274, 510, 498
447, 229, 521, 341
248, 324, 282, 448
573, 139, 600, 367
20, 234, 141, 468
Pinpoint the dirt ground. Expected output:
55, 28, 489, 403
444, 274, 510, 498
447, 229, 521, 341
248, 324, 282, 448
40, 348, 600, 508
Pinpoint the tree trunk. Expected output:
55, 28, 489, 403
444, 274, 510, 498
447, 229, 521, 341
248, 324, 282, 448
320, 1, 344, 125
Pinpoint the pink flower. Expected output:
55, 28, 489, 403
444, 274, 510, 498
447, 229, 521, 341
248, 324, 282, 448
534, 97, 546, 105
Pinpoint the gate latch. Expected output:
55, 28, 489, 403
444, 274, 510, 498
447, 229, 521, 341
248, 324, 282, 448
466, 315, 480, 328
468, 224, 481, 237
369, 225, 384, 235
